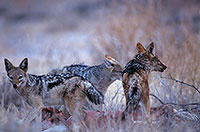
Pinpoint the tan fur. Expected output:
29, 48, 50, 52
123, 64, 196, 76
136, 43, 146, 53
104, 54, 120, 65
122, 42, 167, 122
63, 77, 103, 131
4, 58, 103, 127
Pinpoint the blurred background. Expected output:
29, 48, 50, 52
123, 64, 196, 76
0, 0, 199, 101
0, 0, 199, 131
0, 0, 199, 72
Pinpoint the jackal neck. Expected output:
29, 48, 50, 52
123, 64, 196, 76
123, 59, 144, 76
123, 53, 152, 76
20, 74, 45, 96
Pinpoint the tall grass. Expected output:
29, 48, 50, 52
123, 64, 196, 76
0, 0, 199, 131
92, 0, 200, 131
94, 0, 200, 102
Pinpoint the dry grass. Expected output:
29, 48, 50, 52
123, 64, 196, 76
94, 0, 200, 102
92, 0, 200, 131
0, 0, 200, 132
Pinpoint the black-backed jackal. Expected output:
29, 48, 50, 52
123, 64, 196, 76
4, 58, 103, 124
62, 54, 123, 96
121, 42, 167, 122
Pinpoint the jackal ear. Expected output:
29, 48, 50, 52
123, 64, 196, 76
136, 43, 146, 53
146, 42, 154, 54
104, 55, 113, 69
104, 54, 120, 65
19, 58, 28, 72
103, 55, 115, 70
104, 54, 122, 72
4, 58, 14, 73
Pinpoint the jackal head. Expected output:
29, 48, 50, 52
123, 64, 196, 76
135, 42, 167, 73
4, 58, 28, 89
103, 54, 123, 80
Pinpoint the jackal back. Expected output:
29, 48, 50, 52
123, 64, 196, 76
62, 54, 123, 95
4, 58, 78, 108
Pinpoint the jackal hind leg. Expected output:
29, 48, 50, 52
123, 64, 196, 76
141, 95, 151, 122
141, 97, 153, 131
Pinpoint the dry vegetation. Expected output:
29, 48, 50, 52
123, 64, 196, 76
93, 0, 200, 131
94, 0, 200, 102
0, 0, 200, 132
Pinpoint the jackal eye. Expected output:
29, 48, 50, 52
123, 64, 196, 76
8, 76, 13, 82
18, 75, 23, 82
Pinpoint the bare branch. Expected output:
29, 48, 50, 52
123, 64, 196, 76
166, 102, 200, 107
150, 94, 200, 107
150, 94, 164, 104
160, 76, 200, 94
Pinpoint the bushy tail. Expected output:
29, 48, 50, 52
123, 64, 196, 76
82, 81, 104, 105
121, 86, 141, 121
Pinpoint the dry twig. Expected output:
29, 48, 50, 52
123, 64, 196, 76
161, 76, 200, 94
150, 94, 200, 107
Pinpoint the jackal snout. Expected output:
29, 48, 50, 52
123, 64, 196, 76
150, 55, 167, 72
4, 58, 28, 89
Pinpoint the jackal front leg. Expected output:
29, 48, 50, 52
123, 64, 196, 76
141, 95, 153, 131
24, 96, 43, 124
141, 95, 150, 123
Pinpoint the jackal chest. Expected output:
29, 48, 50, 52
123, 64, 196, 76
15, 85, 41, 107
